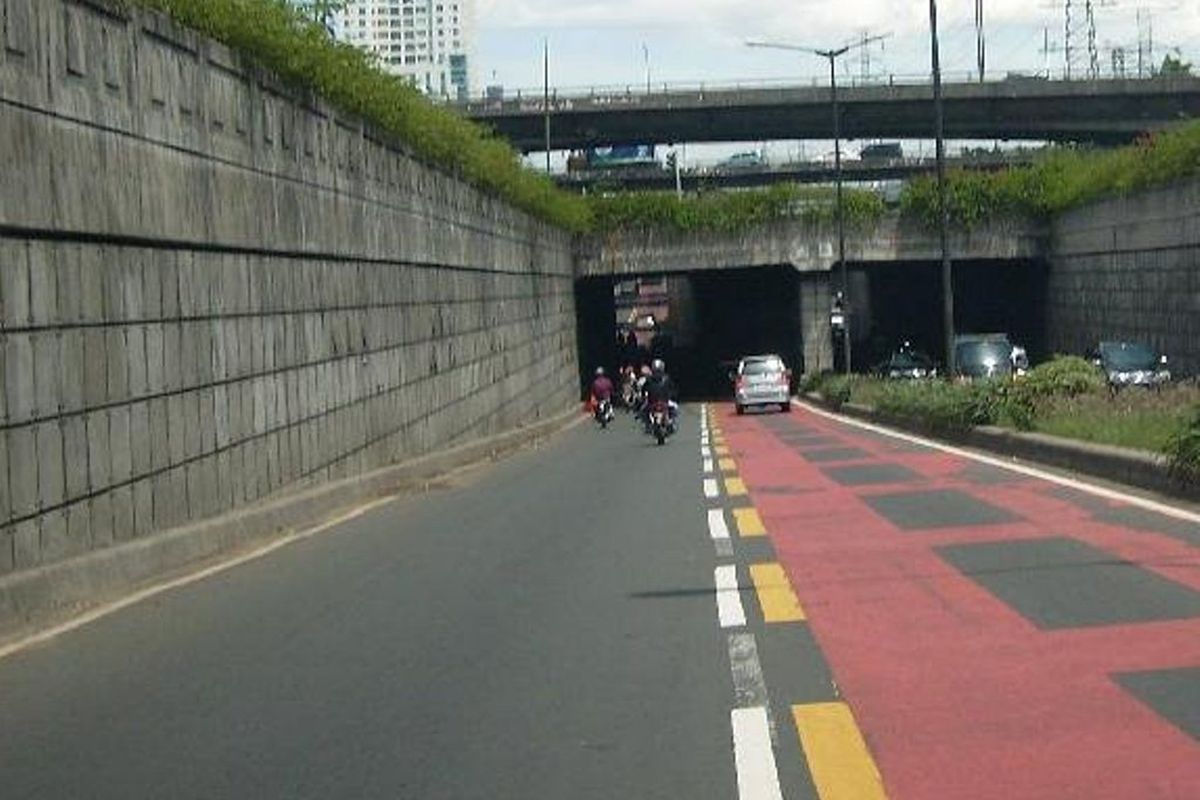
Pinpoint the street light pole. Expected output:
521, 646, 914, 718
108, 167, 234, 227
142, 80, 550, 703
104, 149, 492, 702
828, 52, 851, 375
930, 0, 956, 376
543, 38, 551, 174
747, 34, 889, 375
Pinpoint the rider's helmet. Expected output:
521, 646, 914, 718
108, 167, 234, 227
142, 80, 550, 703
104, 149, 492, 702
651, 358, 665, 373
640, 365, 652, 377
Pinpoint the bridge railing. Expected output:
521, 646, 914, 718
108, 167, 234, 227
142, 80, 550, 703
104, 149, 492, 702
459, 70, 1049, 113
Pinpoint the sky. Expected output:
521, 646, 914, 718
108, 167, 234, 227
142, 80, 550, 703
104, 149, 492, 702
471, 1, 1200, 166
476, 0, 1200, 94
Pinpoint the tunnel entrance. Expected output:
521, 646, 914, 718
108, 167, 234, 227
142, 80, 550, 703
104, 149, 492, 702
860, 259, 1048, 369
574, 266, 802, 401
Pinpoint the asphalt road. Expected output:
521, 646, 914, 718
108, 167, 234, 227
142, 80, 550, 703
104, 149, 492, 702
1, 401, 1197, 799
0, 407, 756, 800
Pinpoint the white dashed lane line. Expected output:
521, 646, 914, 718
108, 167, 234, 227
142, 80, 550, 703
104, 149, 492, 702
731, 707, 785, 800
715, 565, 747, 629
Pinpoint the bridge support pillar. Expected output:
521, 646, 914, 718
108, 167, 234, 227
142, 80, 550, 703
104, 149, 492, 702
799, 274, 834, 375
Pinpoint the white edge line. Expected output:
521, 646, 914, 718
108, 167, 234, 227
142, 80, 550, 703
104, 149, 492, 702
704, 478, 720, 498
715, 565, 747, 628
708, 508, 731, 541
701, 446, 713, 458
0, 495, 399, 662
795, 398, 1200, 524
704, 458, 715, 474
731, 707, 784, 800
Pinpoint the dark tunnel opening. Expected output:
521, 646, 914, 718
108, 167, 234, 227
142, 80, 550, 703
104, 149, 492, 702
575, 266, 802, 401
859, 259, 1048, 369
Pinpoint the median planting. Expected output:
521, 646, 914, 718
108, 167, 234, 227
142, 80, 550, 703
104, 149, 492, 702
804, 358, 1200, 479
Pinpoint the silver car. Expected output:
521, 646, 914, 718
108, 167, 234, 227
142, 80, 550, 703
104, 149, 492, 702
734, 355, 792, 414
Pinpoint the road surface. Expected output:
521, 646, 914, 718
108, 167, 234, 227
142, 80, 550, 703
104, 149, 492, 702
0, 402, 1197, 799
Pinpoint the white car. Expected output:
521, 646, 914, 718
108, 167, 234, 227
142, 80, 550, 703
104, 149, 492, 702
734, 355, 792, 414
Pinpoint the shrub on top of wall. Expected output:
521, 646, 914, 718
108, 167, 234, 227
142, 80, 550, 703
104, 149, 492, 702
130, 0, 593, 232
901, 119, 1200, 228
588, 184, 886, 234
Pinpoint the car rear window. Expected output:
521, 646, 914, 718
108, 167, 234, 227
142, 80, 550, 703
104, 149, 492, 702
742, 359, 783, 375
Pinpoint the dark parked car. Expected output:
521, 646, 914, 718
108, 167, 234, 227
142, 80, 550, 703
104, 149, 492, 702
1088, 341, 1171, 388
873, 344, 938, 379
953, 333, 1028, 380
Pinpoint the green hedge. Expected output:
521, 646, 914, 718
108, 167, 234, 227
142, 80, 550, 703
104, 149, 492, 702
131, 0, 593, 231
588, 184, 885, 233
901, 120, 1200, 228
1164, 405, 1200, 484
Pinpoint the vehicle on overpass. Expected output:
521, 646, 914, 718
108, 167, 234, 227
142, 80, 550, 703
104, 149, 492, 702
566, 144, 658, 172
718, 151, 766, 170
733, 354, 792, 414
1088, 340, 1172, 388
860, 142, 904, 163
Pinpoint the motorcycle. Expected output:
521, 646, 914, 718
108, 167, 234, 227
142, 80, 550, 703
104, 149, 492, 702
594, 397, 615, 429
648, 400, 673, 445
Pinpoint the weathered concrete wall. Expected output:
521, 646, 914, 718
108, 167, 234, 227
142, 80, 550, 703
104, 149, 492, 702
1047, 178, 1200, 375
577, 215, 1046, 277
0, 0, 577, 575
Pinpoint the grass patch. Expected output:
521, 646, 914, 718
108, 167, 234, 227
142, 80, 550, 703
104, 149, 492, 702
1032, 386, 1200, 452
129, 0, 593, 231
805, 366, 1198, 461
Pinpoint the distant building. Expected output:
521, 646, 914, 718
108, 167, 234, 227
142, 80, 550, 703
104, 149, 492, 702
335, 0, 474, 101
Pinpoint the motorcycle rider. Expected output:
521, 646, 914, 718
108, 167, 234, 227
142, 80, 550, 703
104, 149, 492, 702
643, 359, 678, 432
590, 367, 614, 410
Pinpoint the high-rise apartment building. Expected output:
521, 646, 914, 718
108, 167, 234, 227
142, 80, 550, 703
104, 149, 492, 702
337, 0, 474, 101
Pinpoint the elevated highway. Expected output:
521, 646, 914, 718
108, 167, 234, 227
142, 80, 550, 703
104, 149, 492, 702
464, 76, 1200, 152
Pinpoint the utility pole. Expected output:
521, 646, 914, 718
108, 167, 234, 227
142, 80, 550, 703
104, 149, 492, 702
643, 44, 651, 94
747, 33, 890, 375
543, 38, 551, 173
975, 0, 985, 82
930, 0, 956, 376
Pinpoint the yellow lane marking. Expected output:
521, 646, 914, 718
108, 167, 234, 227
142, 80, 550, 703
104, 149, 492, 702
733, 508, 767, 537
749, 563, 805, 622
714, 445, 731, 457
724, 476, 748, 497
718, 457, 737, 473
792, 702, 887, 800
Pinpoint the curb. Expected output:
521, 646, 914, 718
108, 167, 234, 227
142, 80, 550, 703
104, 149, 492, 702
804, 394, 1198, 503
0, 409, 583, 644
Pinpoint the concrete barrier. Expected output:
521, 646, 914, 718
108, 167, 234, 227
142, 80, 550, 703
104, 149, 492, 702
0, 408, 583, 645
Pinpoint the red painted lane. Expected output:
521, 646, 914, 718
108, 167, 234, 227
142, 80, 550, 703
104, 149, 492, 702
718, 406, 1200, 800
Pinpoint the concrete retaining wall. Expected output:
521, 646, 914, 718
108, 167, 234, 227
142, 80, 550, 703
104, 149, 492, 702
1047, 177, 1200, 375
0, 0, 578, 577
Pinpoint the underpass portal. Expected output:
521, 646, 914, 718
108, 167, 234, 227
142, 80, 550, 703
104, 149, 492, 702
860, 259, 1048, 369
576, 267, 802, 401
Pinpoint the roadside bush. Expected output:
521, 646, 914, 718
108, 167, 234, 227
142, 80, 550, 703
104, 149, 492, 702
1164, 404, 1200, 485
874, 380, 1003, 434
818, 375, 855, 410
1002, 356, 1107, 430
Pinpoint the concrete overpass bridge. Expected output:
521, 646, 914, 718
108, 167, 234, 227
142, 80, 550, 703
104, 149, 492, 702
575, 214, 1048, 382
464, 76, 1200, 152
